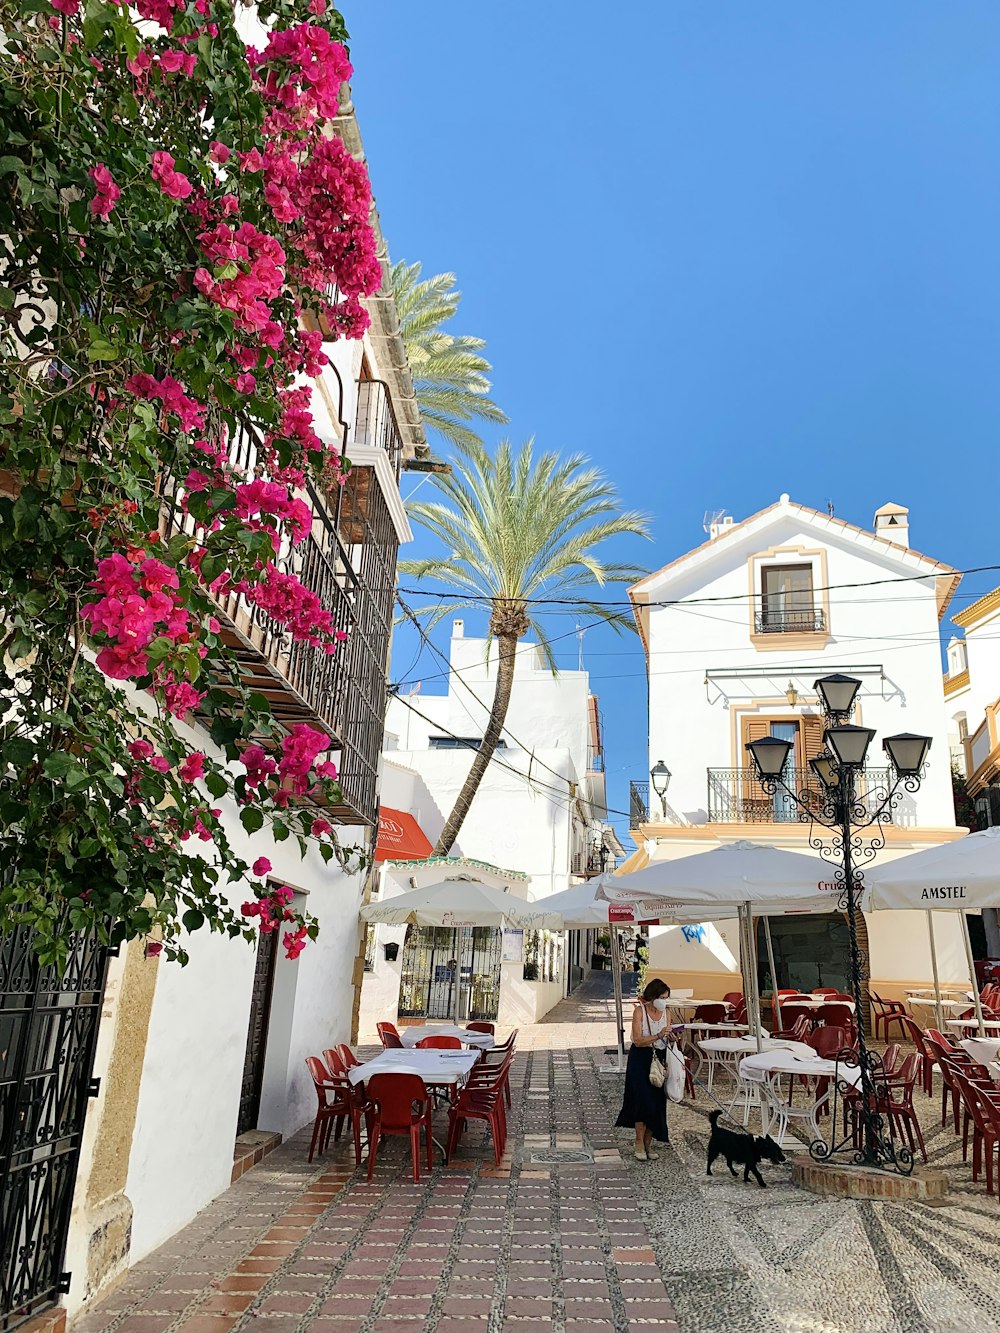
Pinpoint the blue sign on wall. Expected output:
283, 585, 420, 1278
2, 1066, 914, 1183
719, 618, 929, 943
680, 924, 706, 945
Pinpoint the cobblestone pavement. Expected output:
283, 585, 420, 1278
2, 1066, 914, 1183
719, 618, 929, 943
74, 976, 1000, 1333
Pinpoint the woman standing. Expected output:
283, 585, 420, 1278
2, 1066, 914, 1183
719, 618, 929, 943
615, 978, 673, 1159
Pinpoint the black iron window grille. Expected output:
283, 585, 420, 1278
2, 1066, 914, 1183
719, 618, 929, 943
755, 607, 826, 633
354, 380, 403, 479
0, 927, 109, 1332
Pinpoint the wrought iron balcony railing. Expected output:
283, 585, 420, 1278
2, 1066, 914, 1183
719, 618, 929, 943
160, 422, 399, 825
754, 606, 826, 634
630, 780, 650, 827
354, 379, 403, 479
707, 767, 895, 824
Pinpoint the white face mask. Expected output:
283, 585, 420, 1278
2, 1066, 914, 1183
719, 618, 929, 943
652, 997, 670, 1012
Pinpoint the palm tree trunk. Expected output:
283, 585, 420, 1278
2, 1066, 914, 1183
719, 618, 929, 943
432, 631, 519, 856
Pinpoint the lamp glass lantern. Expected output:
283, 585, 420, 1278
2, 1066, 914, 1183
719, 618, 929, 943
745, 735, 794, 779
824, 724, 876, 769
814, 673, 863, 717
810, 753, 840, 789
650, 760, 671, 809
883, 732, 932, 776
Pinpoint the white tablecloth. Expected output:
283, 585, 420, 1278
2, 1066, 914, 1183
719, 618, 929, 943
681, 1022, 748, 1033
961, 1037, 1000, 1064
738, 1050, 862, 1085
946, 1018, 1000, 1033
399, 1024, 494, 1050
699, 1036, 810, 1056
774, 996, 856, 1011
347, 1048, 479, 1086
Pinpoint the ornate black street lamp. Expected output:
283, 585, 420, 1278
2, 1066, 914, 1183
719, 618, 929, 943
650, 760, 671, 818
745, 674, 932, 1175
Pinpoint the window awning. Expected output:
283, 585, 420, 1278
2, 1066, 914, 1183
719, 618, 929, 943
375, 808, 434, 863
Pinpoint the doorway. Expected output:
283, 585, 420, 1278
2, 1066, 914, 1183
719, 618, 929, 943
755, 912, 869, 999
237, 929, 277, 1135
398, 927, 502, 1021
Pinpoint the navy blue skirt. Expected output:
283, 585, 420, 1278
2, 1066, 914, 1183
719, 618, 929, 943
615, 1045, 669, 1141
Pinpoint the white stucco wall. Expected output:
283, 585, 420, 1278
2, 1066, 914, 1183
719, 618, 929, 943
124, 800, 367, 1262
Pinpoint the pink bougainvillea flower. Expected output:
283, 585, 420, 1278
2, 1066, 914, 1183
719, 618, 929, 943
316, 760, 338, 780
252, 856, 272, 877
88, 164, 121, 220
50, 0, 80, 14
150, 755, 171, 773
209, 140, 230, 164
145, 940, 163, 958
283, 925, 308, 960
150, 150, 193, 201
240, 148, 264, 173
128, 738, 154, 761
178, 751, 206, 782
310, 819, 331, 837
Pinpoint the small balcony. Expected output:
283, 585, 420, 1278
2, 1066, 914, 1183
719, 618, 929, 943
629, 780, 650, 827
354, 379, 403, 479
160, 423, 399, 825
754, 607, 826, 634
707, 767, 894, 824
571, 852, 608, 879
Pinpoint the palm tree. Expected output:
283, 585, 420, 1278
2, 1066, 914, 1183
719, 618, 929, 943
400, 438, 650, 855
390, 260, 507, 450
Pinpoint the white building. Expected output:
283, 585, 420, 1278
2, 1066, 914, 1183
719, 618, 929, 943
944, 587, 1000, 827
59, 105, 421, 1318
358, 621, 619, 1033
627, 495, 970, 1007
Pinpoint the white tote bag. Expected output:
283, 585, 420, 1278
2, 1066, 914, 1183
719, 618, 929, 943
664, 1045, 686, 1103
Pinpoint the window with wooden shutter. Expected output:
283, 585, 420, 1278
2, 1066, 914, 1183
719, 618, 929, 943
741, 717, 776, 820
800, 715, 827, 813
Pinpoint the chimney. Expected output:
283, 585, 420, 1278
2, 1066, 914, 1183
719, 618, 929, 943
452, 619, 464, 638
873, 502, 910, 548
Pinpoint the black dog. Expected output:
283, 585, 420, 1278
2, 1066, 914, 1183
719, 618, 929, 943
706, 1110, 786, 1188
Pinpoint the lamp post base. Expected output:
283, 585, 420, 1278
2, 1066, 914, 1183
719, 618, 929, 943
793, 1159, 949, 1202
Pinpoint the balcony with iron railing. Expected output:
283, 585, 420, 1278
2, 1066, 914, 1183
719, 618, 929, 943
754, 606, 826, 634
353, 378, 403, 478
706, 766, 897, 824
629, 780, 650, 827
159, 421, 399, 825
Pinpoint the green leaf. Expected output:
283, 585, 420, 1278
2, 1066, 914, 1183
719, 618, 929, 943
205, 770, 228, 799
87, 339, 119, 363
182, 908, 204, 932
240, 807, 264, 835
4, 738, 35, 767
272, 820, 289, 842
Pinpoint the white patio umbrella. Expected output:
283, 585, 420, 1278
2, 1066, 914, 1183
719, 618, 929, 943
594, 840, 853, 1051
361, 879, 551, 1020
865, 828, 1000, 1036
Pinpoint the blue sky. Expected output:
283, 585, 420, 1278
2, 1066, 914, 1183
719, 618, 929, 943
343, 2, 1000, 842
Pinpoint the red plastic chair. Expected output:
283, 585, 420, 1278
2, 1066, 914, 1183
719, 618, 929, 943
417, 1035, 463, 1049
871, 991, 909, 1042
882, 1042, 903, 1077
305, 1056, 366, 1165
808, 1025, 855, 1060
723, 992, 743, 1007
447, 1060, 510, 1165
954, 1071, 1000, 1193
776, 1004, 814, 1032
377, 1022, 404, 1049
322, 1047, 346, 1077
814, 1003, 855, 1033
337, 1043, 361, 1070
731, 1000, 748, 1025
692, 1003, 727, 1025
365, 1073, 434, 1182
466, 1021, 495, 1035
478, 1030, 517, 1106
932, 1044, 977, 1134
774, 1015, 812, 1042
845, 1053, 927, 1163
902, 1017, 936, 1096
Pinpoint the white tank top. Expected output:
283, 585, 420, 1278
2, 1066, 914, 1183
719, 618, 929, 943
639, 1002, 668, 1049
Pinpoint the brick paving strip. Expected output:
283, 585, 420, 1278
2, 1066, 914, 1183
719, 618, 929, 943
74, 1044, 679, 1333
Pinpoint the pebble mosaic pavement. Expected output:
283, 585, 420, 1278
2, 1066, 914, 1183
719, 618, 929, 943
72, 975, 1000, 1333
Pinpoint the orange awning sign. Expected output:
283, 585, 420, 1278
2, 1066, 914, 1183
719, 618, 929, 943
375, 808, 434, 863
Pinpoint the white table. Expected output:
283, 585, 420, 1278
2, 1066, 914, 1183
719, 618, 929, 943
347, 1048, 480, 1087
960, 1036, 1000, 1065
774, 996, 855, 1012
946, 1018, 1000, 1035
697, 1036, 804, 1110
399, 1024, 494, 1051
739, 1049, 862, 1147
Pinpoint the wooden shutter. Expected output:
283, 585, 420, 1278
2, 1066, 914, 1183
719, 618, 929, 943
800, 716, 826, 812
741, 717, 773, 815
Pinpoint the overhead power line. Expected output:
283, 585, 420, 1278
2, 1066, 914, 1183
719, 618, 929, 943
397, 562, 1000, 611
